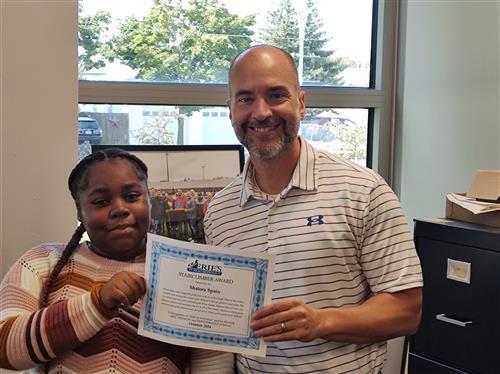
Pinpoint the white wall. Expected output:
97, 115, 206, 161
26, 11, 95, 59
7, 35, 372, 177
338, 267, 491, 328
395, 0, 500, 218
1, 0, 78, 279
389, 1, 499, 373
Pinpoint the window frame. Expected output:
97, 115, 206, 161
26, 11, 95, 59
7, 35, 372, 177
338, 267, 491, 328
78, 0, 398, 185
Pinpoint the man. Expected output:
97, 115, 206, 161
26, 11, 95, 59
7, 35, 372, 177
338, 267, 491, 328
185, 190, 199, 241
204, 45, 423, 374
174, 189, 188, 209
150, 189, 167, 235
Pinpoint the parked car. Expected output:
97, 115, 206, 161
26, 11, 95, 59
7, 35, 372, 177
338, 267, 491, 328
78, 116, 103, 144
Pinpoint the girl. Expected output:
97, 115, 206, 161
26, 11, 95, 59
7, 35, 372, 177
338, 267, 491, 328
0, 149, 234, 373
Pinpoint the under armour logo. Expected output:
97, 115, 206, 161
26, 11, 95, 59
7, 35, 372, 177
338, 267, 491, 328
306, 215, 324, 226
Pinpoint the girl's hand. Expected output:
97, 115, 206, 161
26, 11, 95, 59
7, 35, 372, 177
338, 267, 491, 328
100, 271, 146, 310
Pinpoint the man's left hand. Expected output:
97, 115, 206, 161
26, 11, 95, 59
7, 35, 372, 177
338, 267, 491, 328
250, 298, 323, 342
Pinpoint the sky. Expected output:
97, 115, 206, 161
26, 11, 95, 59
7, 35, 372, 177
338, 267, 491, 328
133, 150, 241, 182
80, 0, 373, 62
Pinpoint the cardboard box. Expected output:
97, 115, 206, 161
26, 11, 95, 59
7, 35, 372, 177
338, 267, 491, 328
446, 170, 500, 228
446, 193, 500, 228
466, 170, 500, 202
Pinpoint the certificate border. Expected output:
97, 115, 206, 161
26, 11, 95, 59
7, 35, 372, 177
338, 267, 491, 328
142, 237, 270, 351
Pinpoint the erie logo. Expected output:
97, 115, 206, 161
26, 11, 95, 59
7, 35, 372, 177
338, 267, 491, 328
187, 259, 223, 276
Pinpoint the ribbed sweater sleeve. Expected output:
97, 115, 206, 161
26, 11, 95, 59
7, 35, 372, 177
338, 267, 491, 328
0, 247, 114, 370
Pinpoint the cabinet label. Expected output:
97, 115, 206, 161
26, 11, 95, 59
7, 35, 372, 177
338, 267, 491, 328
446, 259, 471, 284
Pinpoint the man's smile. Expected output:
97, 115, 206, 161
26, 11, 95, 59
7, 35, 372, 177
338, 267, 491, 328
248, 124, 280, 132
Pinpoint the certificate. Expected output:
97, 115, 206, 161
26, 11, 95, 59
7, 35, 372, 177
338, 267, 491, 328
138, 233, 275, 356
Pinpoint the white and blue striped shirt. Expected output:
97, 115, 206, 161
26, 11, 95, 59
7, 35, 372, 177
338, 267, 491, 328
204, 139, 423, 374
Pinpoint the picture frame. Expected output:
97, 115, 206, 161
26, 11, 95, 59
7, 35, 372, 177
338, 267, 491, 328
92, 144, 245, 244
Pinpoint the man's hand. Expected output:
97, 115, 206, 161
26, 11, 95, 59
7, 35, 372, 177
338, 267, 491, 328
100, 271, 146, 310
250, 298, 324, 342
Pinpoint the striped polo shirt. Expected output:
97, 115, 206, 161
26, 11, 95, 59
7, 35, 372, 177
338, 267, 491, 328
204, 138, 423, 374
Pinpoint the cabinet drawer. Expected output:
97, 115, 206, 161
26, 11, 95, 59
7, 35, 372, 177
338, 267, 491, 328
412, 238, 500, 372
409, 353, 471, 374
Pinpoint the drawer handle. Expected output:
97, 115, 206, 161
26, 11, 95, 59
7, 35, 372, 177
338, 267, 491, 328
435, 313, 472, 327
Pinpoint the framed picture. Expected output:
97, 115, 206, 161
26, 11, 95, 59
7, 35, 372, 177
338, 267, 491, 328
92, 144, 245, 244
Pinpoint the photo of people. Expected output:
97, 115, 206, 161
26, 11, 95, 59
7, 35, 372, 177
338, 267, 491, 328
149, 187, 216, 243
92, 145, 244, 244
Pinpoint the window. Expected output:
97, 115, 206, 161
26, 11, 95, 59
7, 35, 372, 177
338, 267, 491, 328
79, 0, 397, 177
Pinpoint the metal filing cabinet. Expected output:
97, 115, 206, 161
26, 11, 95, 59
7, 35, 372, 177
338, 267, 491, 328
408, 219, 500, 373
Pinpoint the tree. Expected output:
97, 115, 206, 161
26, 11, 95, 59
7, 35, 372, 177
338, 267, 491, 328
134, 111, 175, 145
112, 0, 254, 82
260, 0, 350, 86
109, 0, 255, 144
301, 0, 351, 85
259, 0, 298, 53
78, 4, 112, 78
331, 118, 367, 163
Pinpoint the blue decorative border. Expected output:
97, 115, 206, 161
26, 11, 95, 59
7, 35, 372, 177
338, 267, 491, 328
143, 240, 269, 350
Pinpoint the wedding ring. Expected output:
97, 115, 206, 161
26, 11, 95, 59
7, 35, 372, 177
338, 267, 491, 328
280, 322, 287, 333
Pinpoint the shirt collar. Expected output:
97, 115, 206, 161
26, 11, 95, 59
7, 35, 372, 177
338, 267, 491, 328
239, 137, 317, 207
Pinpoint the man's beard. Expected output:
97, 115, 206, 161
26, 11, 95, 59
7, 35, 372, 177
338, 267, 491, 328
232, 115, 300, 160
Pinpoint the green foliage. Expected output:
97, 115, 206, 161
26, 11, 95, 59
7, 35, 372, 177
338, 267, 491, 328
107, 0, 255, 143
111, 0, 255, 83
78, 5, 112, 77
260, 0, 298, 53
260, 0, 351, 86
331, 118, 367, 162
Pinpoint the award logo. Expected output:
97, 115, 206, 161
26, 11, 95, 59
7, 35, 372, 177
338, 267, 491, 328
187, 259, 223, 276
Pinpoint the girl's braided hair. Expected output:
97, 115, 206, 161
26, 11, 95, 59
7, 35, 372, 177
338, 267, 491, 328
40, 149, 148, 308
